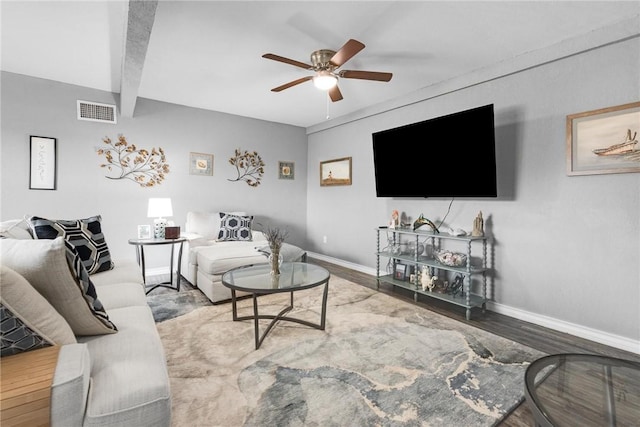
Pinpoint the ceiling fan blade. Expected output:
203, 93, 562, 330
330, 39, 365, 67
328, 85, 343, 102
271, 76, 313, 92
339, 70, 393, 82
262, 53, 312, 70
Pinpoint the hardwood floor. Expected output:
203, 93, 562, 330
304, 257, 640, 426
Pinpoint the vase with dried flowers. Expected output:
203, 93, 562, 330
263, 225, 288, 275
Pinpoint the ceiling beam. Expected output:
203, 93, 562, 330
120, 0, 158, 118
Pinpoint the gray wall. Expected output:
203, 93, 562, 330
306, 37, 640, 344
1, 72, 308, 267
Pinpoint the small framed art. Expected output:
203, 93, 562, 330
190, 152, 213, 176
278, 161, 295, 180
394, 263, 407, 281
137, 225, 151, 239
566, 101, 640, 176
320, 156, 352, 186
29, 136, 57, 190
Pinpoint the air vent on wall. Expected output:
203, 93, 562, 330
77, 100, 117, 124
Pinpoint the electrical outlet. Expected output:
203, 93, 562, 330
323, 235, 327, 244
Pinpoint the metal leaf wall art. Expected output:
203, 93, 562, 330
227, 148, 265, 187
98, 135, 170, 187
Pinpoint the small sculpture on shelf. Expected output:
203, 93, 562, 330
413, 214, 439, 233
390, 210, 400, 229
420, 266, 431, 291
472, 211, 484, 237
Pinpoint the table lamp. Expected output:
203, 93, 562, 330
147, 198, 173, 238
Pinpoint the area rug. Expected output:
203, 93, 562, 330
154, 277, 543, 427
147, 288, 212, 323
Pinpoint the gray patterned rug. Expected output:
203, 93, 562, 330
153, 277, 543, 427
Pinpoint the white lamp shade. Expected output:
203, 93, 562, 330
147, 198, 173, 218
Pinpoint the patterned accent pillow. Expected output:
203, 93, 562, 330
28, 215, 114, 274
217, 213, 253, 241
0, 304, 50, 356
0, 237, 117, 336
1, 265, 76, 356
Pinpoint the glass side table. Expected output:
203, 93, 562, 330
128, 237, 186, 294
525, 353, 640, 427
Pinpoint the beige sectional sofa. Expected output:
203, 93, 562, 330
181, 211, 306, 303
0, 218, 171, 427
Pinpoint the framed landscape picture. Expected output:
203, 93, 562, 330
278, 161, 294, 180
320, 157, 352, 186
566, 101, 640, 176
190, 152, 213, 176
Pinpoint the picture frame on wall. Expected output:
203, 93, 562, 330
189, 152, 214, 176
29, 136, 57, 190
320, 157, 352, 186
137, 225, 151, 239
566, 101, 640, 176
278, 161, 295, 180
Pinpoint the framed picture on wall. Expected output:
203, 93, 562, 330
29, 136, 57, 190
189, 152, 214, 176
566, 101, 640, 176
278, 161, 295, 180
320, 157, 352, 186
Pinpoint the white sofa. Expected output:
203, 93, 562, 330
181, 211, 307, 303
0, 219, 171, 427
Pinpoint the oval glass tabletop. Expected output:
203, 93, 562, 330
222, 262, 330, 293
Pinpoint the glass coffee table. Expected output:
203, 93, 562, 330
524, 353, 640, 427
221, 262, 330, 350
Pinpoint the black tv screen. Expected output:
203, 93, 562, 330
372, 104, 497, 198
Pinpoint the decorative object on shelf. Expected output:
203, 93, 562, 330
413, 214, 439, 233
278, 161, 295, 180
320, 157, 352, 186
394, 263, 407, 281
435, 249, 468, 267
137, 225, 151, 239
189, 152, 213, 176
443, 227, 467, 236
148, 198, 173, 239
449, 274, 465, 297
227, 148, 265, 187
472, 211, 484, 237
390, 210, 399, 229
29, 136, 57, 190
98, 135, 170, 187
420, 266, 433, 291
262, 224, 288, 275
566, 101, 640, 176
400, 241, 424, 256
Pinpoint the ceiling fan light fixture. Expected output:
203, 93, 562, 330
313, 72, 338, 91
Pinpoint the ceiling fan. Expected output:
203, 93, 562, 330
262, 39, 392, 102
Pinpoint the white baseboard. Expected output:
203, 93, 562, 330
307, 252, 640, 355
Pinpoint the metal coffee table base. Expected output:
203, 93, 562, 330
230, 283, 329, 350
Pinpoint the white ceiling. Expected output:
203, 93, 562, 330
2, 1, 639, 128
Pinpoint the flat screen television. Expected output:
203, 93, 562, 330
372, 104, 497, 198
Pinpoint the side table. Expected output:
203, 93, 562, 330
0, 345, 60, 426
128, 237, 186, 294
